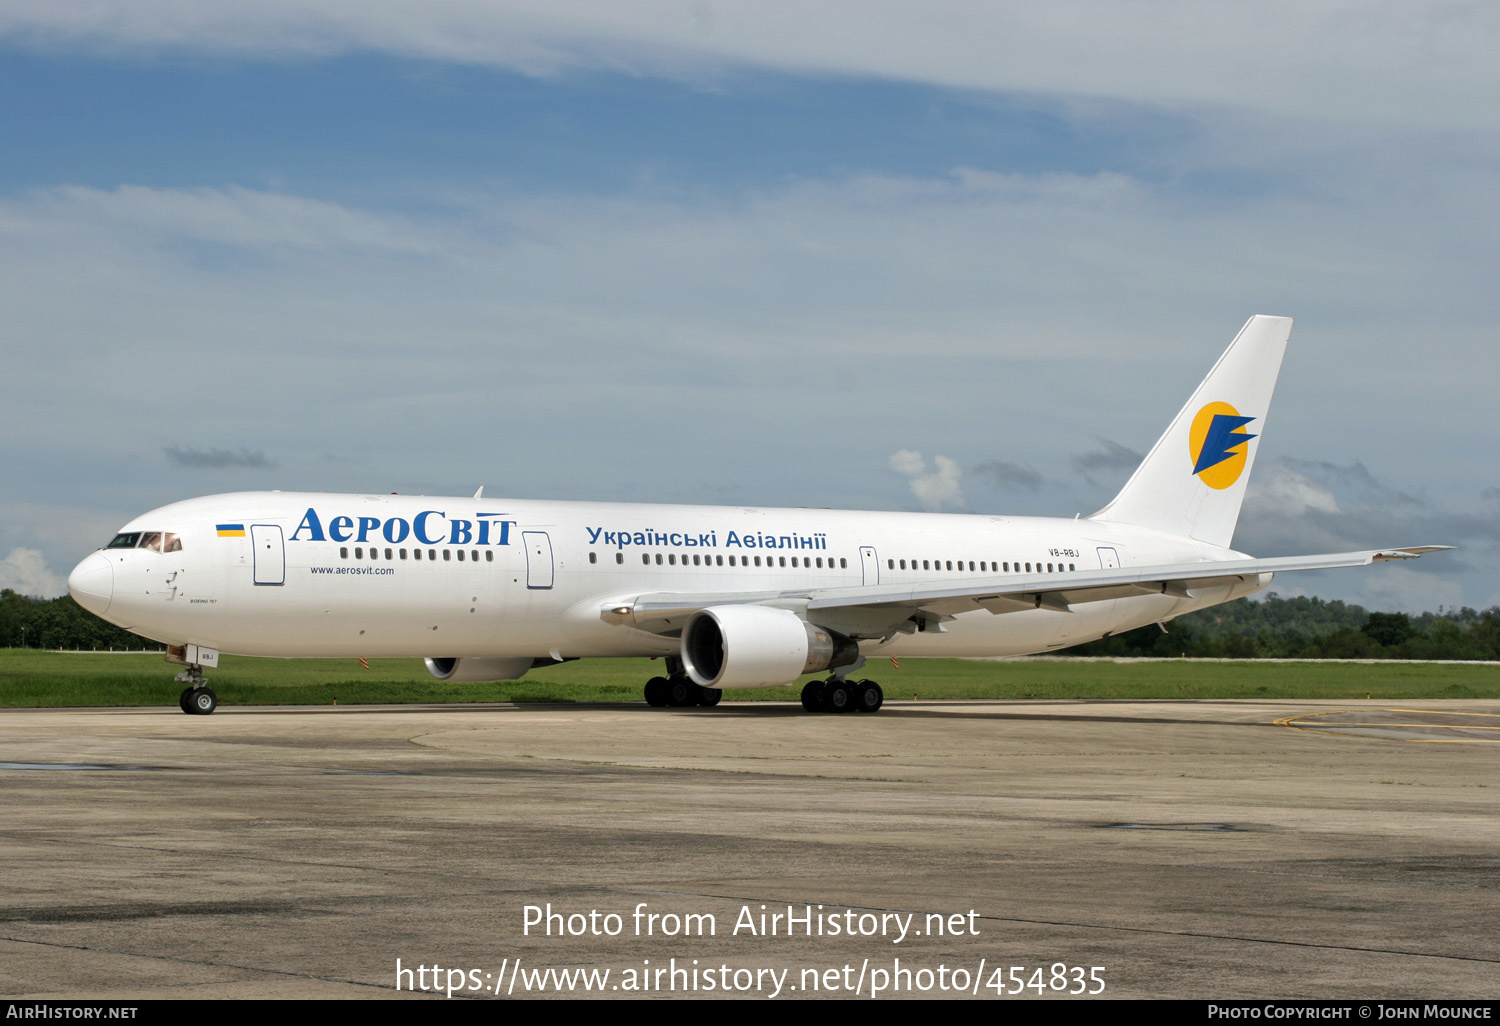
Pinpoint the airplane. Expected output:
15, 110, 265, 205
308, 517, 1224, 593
67, 315, 1448, 715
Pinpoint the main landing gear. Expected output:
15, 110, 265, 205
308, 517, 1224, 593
175, 666, 218, 715
801, 678, 884, 713
643, 674, 722, 708
639, 658, 883, 713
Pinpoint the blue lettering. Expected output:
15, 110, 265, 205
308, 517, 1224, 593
357, 517, 381, 543
291, 508, 325, 542
382, 518, 410, 544
587, 527, 602, 544
449, 520, 473, 545
476, 514, 515, 546
329, 516, 354, 543
726, 531, 742, 547
415, 510, 446, 545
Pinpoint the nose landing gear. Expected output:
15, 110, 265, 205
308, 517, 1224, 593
174, 666, 218, 715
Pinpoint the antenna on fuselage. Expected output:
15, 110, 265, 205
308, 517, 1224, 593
474, 486, 484, 499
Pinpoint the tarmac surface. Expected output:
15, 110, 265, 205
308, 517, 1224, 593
2, 698, 1498, 1000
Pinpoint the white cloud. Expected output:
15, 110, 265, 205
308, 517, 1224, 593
0, 548, 66, 599
889, 450, 964, 512
1244, 463, 1342, 518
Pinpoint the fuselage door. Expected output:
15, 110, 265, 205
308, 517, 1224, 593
251, 525, 286, 586
859, 545, 879, 586
523, 531, 554, 589
1096, 546, 1120, 569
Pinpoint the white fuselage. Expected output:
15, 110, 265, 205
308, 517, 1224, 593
71, 491, 1267, 680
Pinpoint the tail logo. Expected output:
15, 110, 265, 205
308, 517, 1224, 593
1189, 402, 1257, 490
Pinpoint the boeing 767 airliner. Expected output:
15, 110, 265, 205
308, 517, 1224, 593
67, 316, 1448, 714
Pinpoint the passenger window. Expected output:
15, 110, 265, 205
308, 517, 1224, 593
400, 549, 407, 560
355, 547, 363, 558
655, 554, 663, 565
429, 549, 437, 560
616, 552, 624, 565
589, 552, 597, 564
716, 555, 723, 566
779, 557, 786, 567
487, 551, 494, 562
443, 550, 451, 561
387, 548, 394, 560
754, 556, 762, 567
669, 554, 676, 565
457, 550, 465, 562
694, 554, 701, 566
340, 547, 348, 558
413, 549, 421, 560
840, 558, 847, 569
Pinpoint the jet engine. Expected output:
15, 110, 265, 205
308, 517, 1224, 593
424, 656, 535, 682
680, 605, 858, 688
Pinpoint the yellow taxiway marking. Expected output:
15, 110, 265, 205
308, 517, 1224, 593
1275, 709, 1500, 744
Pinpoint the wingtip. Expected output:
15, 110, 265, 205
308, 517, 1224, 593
1372, 545, 1456, 561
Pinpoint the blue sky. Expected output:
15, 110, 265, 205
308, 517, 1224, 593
2, 2, 1497, 613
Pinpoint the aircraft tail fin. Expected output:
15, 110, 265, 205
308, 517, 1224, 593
1089, 315, 1292, 548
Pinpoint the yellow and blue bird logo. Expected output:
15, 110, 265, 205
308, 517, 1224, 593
1189, 402, 1256, 489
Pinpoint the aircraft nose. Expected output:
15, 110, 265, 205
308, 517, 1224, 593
68, 553, 113, 616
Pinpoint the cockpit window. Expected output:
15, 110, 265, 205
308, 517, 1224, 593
104, 531, 184, 552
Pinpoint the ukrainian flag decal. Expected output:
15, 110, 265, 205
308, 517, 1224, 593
1189, 402, 1256, 490
216, 524, 246, 537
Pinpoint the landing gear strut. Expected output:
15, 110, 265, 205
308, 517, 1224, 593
174, 666, 217, 715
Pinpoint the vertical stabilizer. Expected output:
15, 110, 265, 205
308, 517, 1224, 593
1089, 315, 1291, 548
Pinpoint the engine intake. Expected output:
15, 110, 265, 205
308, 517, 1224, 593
424, 656, 535, 682
680, 605, 858, 689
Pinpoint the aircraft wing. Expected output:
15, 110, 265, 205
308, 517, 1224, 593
602, 546, 1452, 640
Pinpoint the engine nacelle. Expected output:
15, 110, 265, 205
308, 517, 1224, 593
424, 656, 535, 682
680, 605, 858, 689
